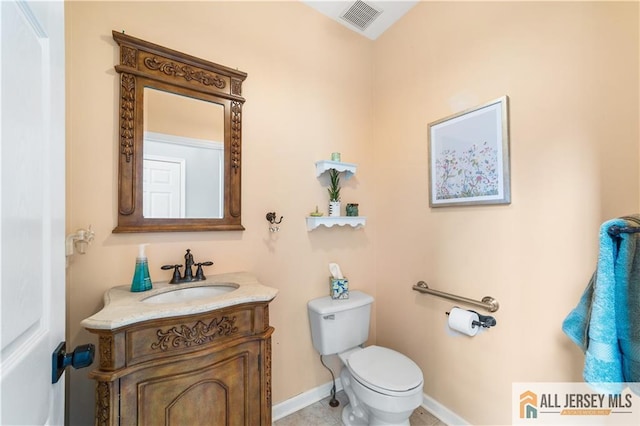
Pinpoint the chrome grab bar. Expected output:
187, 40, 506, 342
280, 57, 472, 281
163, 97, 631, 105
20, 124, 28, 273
412, 281, 500, 313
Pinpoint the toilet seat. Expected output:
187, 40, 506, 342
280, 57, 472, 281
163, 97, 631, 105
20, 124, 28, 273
345, 346, 423, 396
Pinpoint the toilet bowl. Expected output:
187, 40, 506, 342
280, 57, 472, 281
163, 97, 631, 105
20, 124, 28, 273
307, 291, 424, 426
338, 345, 424, 425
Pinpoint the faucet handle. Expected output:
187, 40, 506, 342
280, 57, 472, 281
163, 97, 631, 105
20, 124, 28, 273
161, 264, 183, 284
194, 261, 214, 280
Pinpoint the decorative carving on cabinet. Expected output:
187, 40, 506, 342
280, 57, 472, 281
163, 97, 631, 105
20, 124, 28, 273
264, 305, 270, 327
112, 30, 247, 232
266, 338, 272, 407
85, 301, 275, 425
98, 335, 113, 368
151, 316, 239, 351
95, 381, 110, 426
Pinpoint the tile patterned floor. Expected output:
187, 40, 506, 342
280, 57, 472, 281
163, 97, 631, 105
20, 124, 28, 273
273, 391, 447, 426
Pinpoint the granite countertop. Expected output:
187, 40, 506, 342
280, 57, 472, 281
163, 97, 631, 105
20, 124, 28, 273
81, 271, 278, 330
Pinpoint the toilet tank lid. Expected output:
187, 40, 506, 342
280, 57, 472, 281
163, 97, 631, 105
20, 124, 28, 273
308, 291, 373, 315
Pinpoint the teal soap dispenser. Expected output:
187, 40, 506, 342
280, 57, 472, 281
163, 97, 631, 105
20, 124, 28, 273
131, 244, 152, 292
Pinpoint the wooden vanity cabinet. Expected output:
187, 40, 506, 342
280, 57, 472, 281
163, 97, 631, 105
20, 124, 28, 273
85, 301, 273, 426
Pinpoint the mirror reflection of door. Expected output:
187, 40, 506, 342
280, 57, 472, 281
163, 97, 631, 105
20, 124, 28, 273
143, 132, 223, 218
143, 155, 186, 218
143, 88, 224, 219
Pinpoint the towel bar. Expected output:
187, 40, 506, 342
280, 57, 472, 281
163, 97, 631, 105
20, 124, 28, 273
608, 225, 640, 236
412, 281, 500, 312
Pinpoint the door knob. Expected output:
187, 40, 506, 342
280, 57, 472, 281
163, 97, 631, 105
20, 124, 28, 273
51, 341, 95, 383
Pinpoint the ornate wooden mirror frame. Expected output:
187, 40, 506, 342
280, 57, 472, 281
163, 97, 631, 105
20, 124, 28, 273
112, 31, 247, 232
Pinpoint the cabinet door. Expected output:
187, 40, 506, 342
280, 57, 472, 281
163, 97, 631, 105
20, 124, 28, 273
120, 341, 261, 426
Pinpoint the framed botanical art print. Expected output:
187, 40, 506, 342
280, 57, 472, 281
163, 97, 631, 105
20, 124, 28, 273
428, 96, 510, 207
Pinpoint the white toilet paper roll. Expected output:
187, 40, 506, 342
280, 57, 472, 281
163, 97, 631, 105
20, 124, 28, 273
448, 307, 479, 336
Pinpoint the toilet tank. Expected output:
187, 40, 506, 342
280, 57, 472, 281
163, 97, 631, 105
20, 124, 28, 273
307, 290, 374, 355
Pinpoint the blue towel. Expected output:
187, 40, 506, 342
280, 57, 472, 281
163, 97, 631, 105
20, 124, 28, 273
562, 215, 640, 387
617, 216, 640, 386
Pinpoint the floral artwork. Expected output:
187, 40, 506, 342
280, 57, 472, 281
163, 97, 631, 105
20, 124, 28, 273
428, 97, 510, 207
435, 141, 498, 200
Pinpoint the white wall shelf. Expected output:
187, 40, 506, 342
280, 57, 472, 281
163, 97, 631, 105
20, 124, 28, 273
309, 159, 363, 231
315, 160, 357, 180
306, 216, 366, 231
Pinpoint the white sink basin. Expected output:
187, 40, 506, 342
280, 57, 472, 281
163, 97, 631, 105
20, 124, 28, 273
142, 284, 238, 304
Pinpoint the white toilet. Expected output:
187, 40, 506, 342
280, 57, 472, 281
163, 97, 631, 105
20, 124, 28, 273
308, 291, 424, 426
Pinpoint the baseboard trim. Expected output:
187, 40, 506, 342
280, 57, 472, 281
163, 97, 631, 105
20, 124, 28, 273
422, 393, 470, 425
272, 379, 344, 421
272, 380, 469, 425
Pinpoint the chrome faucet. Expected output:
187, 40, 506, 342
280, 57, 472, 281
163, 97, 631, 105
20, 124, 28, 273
161, 249, 214, 284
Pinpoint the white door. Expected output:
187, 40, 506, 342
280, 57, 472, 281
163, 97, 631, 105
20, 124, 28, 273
143, 156, 186, 218
0, 0, 66, 424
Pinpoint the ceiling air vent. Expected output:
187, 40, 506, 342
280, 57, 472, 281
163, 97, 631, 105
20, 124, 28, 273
340, 0, 383, 31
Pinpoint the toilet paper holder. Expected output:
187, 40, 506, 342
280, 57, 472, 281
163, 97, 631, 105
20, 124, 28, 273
446, 310, 497, 329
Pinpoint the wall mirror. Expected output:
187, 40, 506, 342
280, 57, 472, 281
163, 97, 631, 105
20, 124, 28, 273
112, 31, 247, 232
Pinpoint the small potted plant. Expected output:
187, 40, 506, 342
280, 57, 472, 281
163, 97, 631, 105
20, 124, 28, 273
327, 169, 341, 217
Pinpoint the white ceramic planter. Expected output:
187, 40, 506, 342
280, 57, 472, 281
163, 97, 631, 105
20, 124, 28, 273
328, 201, 341, 217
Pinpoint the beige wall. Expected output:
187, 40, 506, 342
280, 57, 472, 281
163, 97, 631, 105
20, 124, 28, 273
66, 1, 374, 424
66, 1, 639, 425
372, 1, 639, 425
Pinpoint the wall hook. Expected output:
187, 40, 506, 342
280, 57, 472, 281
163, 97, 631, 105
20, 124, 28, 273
266, 212, 283, 232
266, 212, 283, 225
